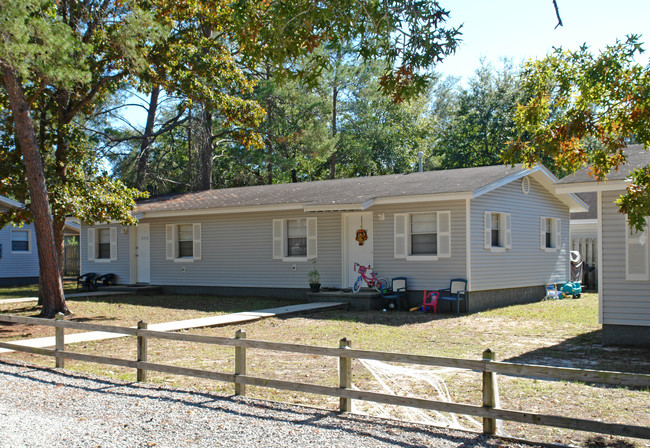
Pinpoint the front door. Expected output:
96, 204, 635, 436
136, 224, 150, 284
343, 212, 373, 288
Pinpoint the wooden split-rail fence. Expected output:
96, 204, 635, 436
0, 314, 648, 441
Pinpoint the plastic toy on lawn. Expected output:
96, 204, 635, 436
561, 282, 582, 298
545, 284, 563, 300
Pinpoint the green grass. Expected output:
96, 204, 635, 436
0, 281, 77, 300
1, 289, 648, 447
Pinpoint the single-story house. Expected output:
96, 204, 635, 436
81, 164, 586, 311
556, 145, 650, 345
0, 195, 80, 286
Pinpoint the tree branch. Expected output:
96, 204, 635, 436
552, 0, 563, 29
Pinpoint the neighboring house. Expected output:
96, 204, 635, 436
556, 145, 650, 346
81, 164, 585, 312
570, 192, 598, 288
0, 195, 80, 286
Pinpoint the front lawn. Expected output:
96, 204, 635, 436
1, 290, 648, 447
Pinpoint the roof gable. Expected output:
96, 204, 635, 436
556, 145, 650, 193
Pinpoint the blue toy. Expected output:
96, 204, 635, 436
561, 282, 582, 298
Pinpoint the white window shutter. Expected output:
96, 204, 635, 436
272, 219, 285, 259
394, 213, 408, 258
193, 223, 202, 260
110, 227, 118, 261
166, 224, 175, 260
306, 217, 317, 259
555, 218, 561, 250
626, 218, 649, 281
483, 212, 491, 250
540, 217, 545, 250
504, 213, 512, 250
437, 211, 451, 258
87, 228, 96, 261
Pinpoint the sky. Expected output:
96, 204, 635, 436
434, 0, 650, 80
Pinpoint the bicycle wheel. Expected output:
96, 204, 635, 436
352, 276, 363, 293
375, 277, 390, 293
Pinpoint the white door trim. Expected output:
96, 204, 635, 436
342, 211, 374, 288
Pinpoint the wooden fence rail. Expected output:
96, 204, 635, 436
0, 314, 648, 441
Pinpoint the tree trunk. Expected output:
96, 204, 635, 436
265, 66, 274, 185
2, 67, 68, 317
53, 216, 66, 276
330, 85, 338, 179
135, 85, 161, 190
199, 106, 213, 191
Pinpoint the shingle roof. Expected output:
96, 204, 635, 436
136, 164, 529, 213
570, 192, 597, 220
557, 145, 650, 185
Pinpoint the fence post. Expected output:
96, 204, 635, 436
482, 348, 500, 435
55, 313, 65, 369
137, 321, 148, 382
339, 337, 352, 412
235, 329, 247, 396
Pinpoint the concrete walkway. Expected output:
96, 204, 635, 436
0, 302, 344, 354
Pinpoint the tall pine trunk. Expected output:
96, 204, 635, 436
199, 106, 213, 190
135, 85, 161, 190
2, 67, 68, 317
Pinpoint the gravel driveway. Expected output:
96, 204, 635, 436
0, 361, 538, 448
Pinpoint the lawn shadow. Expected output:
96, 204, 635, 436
585, 436, 636, 448
65, 293, 304, 314
503, 330, 650, 375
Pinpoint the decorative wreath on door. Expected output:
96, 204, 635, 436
355, 228, 368, 246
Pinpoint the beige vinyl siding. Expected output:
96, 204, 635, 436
600, 191, 650, 327
372, 201, 467, 291
80, 224, 132, 282
470, 177, 570, 291
145, 211, 343, 288
0, 223, 39, 278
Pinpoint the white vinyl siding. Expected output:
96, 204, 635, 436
143, 205, 463, 291
272, 217, 316, 261
625, 217, 649, 281
166, 223, 201, 262
600, 191, 650, 327
0, 223, 39, 279
81, 224, 130, 281
540, 217, 561, 251
10, 229, 30, 253
472, 177, 569, 292
394, 211, 451, 260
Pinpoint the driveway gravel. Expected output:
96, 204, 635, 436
0, 361, 540, 448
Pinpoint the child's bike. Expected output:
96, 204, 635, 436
352, 262, 389, 293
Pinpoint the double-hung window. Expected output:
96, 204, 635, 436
287, 219, 307, 257
87, 227, 118, 261
177, 224, 194, 258
540, 217, 561, 251
166, 223, 202, 261
625, 217, 649, 281
10, 229, 30, 253
97, 228, 111, 259
394, 211, 451, 260
483, 212, 511, 251
273, 218, 317, 261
